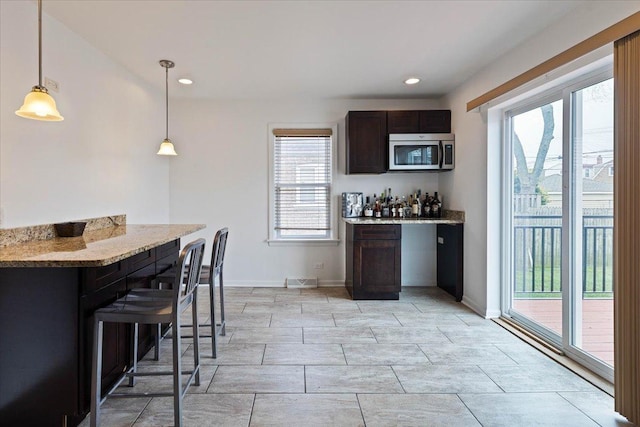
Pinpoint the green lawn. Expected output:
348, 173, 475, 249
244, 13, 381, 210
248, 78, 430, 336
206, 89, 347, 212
514, 264, 613, 297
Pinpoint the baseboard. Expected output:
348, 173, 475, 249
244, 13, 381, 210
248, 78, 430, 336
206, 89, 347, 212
224, 280, 285, 287
222, 280, 345, 288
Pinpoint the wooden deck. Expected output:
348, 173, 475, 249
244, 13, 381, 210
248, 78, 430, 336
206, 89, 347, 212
513, 298, 614, 366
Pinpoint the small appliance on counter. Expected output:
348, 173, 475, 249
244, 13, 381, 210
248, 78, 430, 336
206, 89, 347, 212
342, 192, 363, 217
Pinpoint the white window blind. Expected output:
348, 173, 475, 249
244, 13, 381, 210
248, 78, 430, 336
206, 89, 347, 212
273, 128, 332, 239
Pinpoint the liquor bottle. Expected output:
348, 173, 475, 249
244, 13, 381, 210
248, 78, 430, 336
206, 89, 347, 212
373, 195, 382, 218
411, 193, 420, 218
390, 196, 398, 218
423, 192, 432, 218
363, 196, 373, 217
403, 196, 411, 218
431, 192, 441, 218
416, 191, 422, 217
381, 192, 390, 218
395, 196, 403, 219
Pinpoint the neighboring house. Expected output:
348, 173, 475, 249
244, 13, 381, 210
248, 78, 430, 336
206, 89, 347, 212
539, 171, 613, 209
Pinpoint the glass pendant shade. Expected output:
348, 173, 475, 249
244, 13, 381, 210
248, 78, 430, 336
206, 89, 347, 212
16, 0, 64, 122
16, 86, 64, 121
157, 139, 177, 156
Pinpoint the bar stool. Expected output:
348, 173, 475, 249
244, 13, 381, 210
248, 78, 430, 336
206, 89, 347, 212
90, 238, 206, 427
140, 227, 228, 358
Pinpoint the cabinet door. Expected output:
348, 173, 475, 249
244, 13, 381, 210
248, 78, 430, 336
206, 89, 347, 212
387, 110, 419, 133
436, 223, 463, 301
419, 110, 451, 133
156, 239, 179, 275
346, 111, 387, 174
353, 239, 401, 298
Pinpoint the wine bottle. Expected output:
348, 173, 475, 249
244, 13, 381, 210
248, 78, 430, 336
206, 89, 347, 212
431, 192, 441, 218
411, 193, 420, 218
423, 192, 431, 218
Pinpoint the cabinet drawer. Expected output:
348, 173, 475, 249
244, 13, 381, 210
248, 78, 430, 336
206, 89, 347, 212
82, 260, 127, 294
128, 248, 156, 272
156, 239, 179, 260
353, 225, 401, 240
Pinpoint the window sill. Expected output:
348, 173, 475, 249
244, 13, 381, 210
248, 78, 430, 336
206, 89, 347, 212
266, 239, 341, 247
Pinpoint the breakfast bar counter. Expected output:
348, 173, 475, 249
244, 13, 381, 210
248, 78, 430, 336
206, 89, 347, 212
0, 223, 205, 267
0, 217, 205, 427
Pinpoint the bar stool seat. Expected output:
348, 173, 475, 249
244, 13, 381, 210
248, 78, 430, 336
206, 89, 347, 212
90, 238, 206, 427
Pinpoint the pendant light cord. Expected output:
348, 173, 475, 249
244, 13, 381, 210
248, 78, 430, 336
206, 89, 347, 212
165, 64, 169, 139
38, 0, 43, 87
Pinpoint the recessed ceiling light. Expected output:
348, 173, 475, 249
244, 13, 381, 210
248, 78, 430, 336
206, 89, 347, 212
178, 78, 193, 85
404, 77, 420, 85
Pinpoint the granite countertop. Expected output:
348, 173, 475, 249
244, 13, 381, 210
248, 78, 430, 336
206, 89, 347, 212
342, 209, 465, 225
0, 224, 206, 267
343, 217, 463, 225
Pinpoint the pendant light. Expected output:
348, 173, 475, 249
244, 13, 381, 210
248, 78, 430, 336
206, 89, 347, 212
15, 0, 64, 121
157, 59, 178, 156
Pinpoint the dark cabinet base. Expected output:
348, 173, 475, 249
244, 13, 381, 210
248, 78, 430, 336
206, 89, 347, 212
345, 222, 464, 302
0, 268, 79, 427
0, 240, 180, 427
436, 224, 464, 301
346, 224, 401, 300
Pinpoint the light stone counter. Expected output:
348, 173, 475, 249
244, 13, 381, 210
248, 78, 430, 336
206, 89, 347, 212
0, 223, 205, 267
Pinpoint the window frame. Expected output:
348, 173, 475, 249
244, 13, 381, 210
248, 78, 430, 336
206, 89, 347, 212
267, 123, 339, 246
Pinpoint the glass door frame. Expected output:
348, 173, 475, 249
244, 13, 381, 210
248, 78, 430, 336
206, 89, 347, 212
500, 66, 614, 383
501, 91, 565, 349
562, 68, 613, 382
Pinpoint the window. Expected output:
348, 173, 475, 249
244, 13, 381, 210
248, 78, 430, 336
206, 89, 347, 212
269, 125, 337, 243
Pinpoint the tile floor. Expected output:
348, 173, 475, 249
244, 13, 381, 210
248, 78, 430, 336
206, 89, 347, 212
82, 286, 632, 427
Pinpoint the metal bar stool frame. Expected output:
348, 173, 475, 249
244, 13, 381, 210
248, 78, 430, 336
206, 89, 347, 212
90, 238, 206, 427
150, 227, 228, 358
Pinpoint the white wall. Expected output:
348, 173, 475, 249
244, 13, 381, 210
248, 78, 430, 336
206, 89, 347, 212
441, 1, 640, 316
169, 98, 443, 287
0, 1, 170, 228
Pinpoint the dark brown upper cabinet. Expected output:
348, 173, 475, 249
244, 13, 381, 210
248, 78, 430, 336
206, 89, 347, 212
387, 110, 451, 134
346, 111, 387, 174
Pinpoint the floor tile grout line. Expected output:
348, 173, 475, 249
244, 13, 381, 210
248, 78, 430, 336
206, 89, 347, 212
455, 393, 484, 426
555, 391, 608, 427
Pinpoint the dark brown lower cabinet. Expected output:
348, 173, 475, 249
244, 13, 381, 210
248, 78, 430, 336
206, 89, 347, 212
0, 239, 179, 427
436, 223, 464, 301
346, 224, 401, 300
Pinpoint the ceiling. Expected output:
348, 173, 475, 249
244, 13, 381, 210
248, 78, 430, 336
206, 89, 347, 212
42, 0, 587, 100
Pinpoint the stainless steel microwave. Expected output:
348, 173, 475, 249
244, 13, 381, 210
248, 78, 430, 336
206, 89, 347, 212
388, 133, 455, 171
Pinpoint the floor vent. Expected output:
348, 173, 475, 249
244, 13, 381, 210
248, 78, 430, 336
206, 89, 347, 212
285, 278, 318, 288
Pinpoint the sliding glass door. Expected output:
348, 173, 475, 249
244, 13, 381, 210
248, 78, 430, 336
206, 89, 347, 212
566, 77, 614, 373
509, 97, 564, 343
504, 69, 614, 381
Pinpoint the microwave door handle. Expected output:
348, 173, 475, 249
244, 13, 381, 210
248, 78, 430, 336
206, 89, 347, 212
438, 141, 444, 169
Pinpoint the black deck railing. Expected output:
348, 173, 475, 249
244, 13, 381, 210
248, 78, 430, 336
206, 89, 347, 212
513, 215, 613, 297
